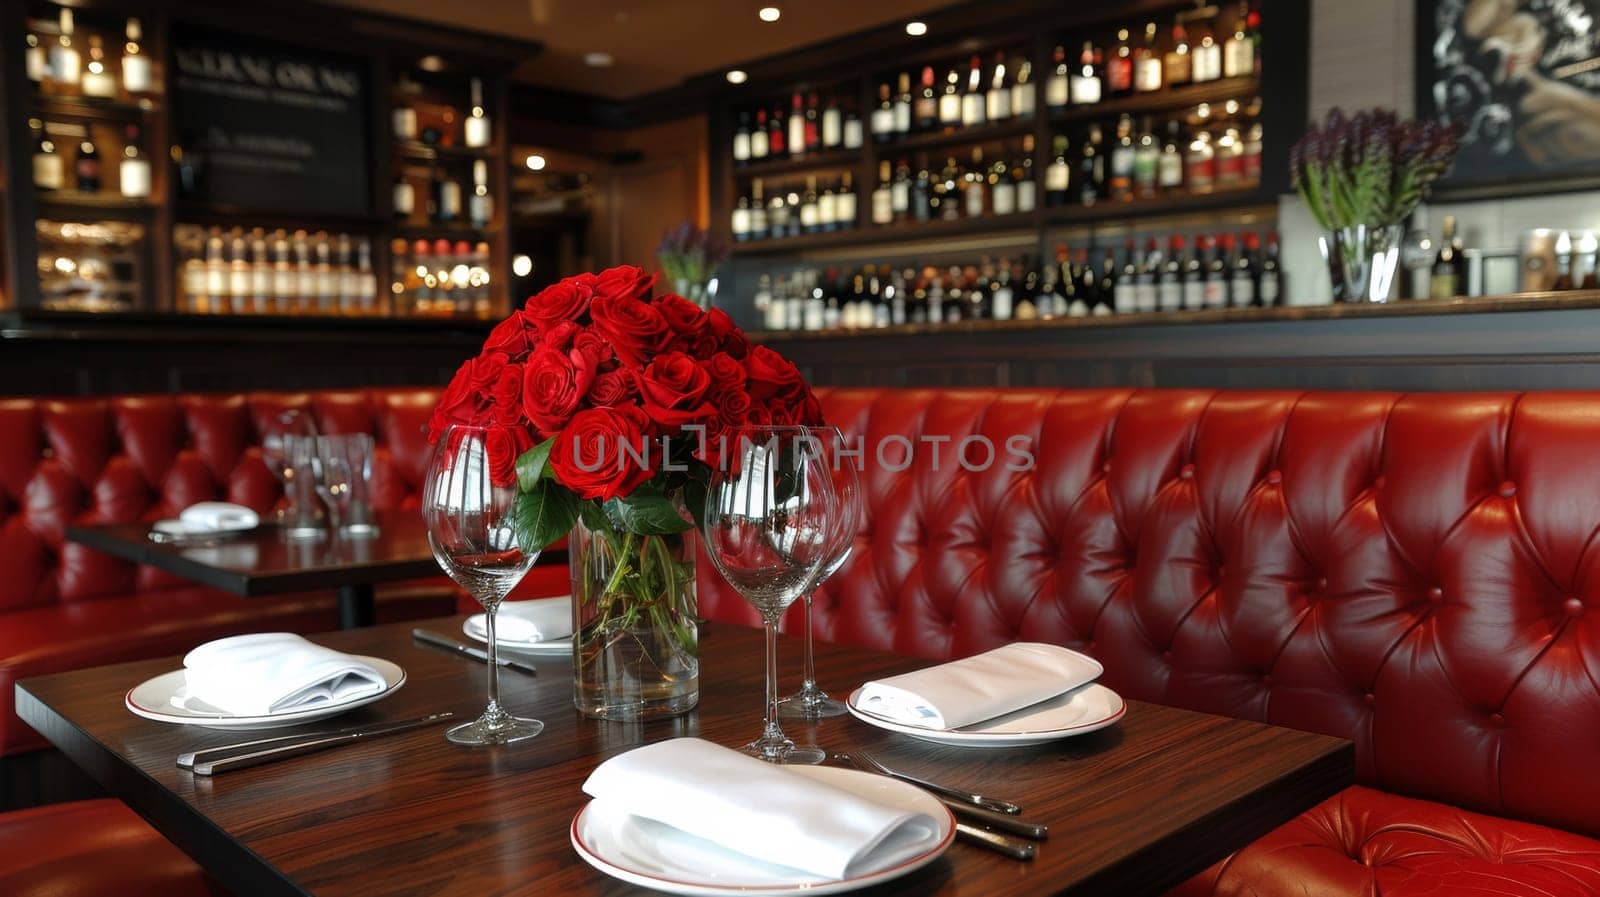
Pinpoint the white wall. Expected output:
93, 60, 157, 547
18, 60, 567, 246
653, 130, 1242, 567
1280, 0, 1600, 304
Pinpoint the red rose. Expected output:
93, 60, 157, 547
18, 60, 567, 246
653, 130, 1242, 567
715, 387, 752, 425
794, 390, 826, 427
485, 425, 534, 488
707, 308, 748, 358
428, 361, 479, 441
589, 367, 639, 407
549, 406, 656, 501
703, 352, 747, 392
572, 329, 615, 369
589, 265, 658, 303
656, 293, 708, 333
590, 293, 673, 366
467, 352, 509, 393
744, 345, 804, 401
492, 363, 524, 426
522, 344, 599, 435
539, 320, 580, 351
524, 279, 593, 326
637, 352, 715, 429
483, 311, 535, 360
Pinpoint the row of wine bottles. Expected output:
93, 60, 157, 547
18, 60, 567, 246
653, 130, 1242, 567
31, 121, 151, 198
25, 8, 155, 99
751, 231, 1284, 331
392, 160, 493, 228
391, 77, 493, 150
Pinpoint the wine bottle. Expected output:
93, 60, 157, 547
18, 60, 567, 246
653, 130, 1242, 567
1135, 238, 1159, 313
1016, 136, 1037, 212
1204, 234, 1229, 308
464, 78, 492, 148
872, 83, 895, 142
1160, 237, 1184, 312
51, 9, 81, 87
750, 110, 770, 159
82, 37, 118, 98
1079, 124, 1104, 205
1430, 216, 1466, 299
1046, 135, 1071, 207
823, 97, 842, 148
468, 158, 493, 229
894, 73, 913, 136
1231, 232, 1259, 307
837, 172, 857, 229
1183, 238, 1206, 310
733, 112, 751, 163
789, 93, 806, 156
1260, 233, 1283, 306
986, 53, 1011, 122
1071, 42, 1103, 105
1159, 120, 1185, 192
804, 92, 821, 154
1046, 45, 1070, 108
1224, 2, 1258, 79
1133, 118, 1160, 200
1134, 23, 1163, 93
1165, 23, 1193, 87
1107, 28, 1133, 96
871, 161, 893, 225
1115, 240, 1139, 313
394, 173, 415, 220
76, 138, 101, 193
961, 56, 986, 127
891, 159, 911, 221
915, 66, 939, 129
431, 166, 461, 223
938, 67, 962, 128
123, 19, 153, 95
1011, 57, 1035, 118
119, 124, 151, 198
1109, 115, 1135, 201
32, 122, 63, 191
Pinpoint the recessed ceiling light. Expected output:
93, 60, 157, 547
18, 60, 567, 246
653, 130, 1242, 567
583, 52, 614, 67
418, 54, 445, 72
758, 6, 780, 22
905, 21, 927, 37
726, 69, 748, 84
526, 154, 547, 171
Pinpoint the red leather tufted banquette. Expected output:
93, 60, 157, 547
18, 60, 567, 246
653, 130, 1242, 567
695, 388, 1600, 896
0, 388, 461, 757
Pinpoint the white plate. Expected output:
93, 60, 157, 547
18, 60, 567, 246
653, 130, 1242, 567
125, 656, 405, 730
570, 765, 954, 896
461, 604, 574, 656
846, 681, 1126, 747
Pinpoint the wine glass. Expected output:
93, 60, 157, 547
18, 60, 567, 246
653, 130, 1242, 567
422, 424, 544, 746
702, 425, 836, 763
779, 426, 862, 720
313, 436, 355, 533
262, 409, 317, 526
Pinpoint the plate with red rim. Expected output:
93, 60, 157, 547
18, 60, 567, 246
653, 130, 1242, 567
570, 765, 955, 896
846, 681, 1126, 747
124, 656, 406, 730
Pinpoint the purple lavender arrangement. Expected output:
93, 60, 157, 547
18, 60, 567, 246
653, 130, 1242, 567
656, 221, 727, 294
1291, 108, 1461, 232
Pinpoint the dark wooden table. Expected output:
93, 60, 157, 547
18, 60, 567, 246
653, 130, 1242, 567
66, 511, 441, 628
16, 620, 1353, 897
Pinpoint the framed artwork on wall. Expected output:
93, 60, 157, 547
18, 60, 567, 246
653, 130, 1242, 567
1418, 0, 1600, 198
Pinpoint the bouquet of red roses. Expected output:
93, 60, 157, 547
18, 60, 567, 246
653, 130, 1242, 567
427, 264, 824, 552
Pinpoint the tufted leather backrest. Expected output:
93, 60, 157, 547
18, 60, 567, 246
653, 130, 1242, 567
695, 388, 1600, 840
0, 389, 440, 611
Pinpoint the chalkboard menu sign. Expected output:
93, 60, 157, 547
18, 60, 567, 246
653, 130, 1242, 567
1420, 0, 1600, 196
172, 28, 371, 216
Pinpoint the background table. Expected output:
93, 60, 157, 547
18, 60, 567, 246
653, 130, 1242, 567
16, 619, 1353, 897
66, 512, 443, 628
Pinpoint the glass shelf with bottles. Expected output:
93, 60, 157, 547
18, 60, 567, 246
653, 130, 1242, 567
24, 5, 161, 113
731, 171, 860, 244
36, 218, 146, 313
391, 73, 497, 157
869, 136, 1037, 228
732, 81, 863, 171
390, 238, 494, 320
31, 117, 156, 209
175, 225, 382, 317
393, 157, 496, 233
868, 47, 1037, 152
1042, 1, 1261, 117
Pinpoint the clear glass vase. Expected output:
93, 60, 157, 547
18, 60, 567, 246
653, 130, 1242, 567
1320, 224, 1404, 303
570, 508, 699, 721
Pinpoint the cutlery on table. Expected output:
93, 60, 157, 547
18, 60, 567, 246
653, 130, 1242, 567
955, 823, 1037, 860
180, 712, 454, 776
838, 750, 1024, 816
411, 629, 540, 675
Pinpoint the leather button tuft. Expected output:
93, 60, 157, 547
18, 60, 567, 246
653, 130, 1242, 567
1262, 673, 1273, 686
1315, 577, 1329, 591
1266, 470, 1282, 485
1428, 586, 1444, 603
1498, 481, 1517, 499
1372, 475, 1385, 489
1489, 713, 1506, 727
1101, 462, 1112, 474
1364, 693, 1376, 706
1162, 650, 1174, 663
1179, 463, 1195, 479
1565, 597, 1584, 616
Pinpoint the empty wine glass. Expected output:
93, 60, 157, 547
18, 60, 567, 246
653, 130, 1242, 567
423, 424, 544, 746
780, 426, 862, 720
313, 437, 355, 533
262, 409, 317, 526
702, 425, 836, 763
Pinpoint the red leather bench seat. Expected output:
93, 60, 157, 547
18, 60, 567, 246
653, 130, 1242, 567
0, 798, 224, 897
695, 388, 1600, 897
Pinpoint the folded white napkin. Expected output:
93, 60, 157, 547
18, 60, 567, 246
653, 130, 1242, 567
466, 595, 572, 643
582, 738, 939, 880
176, 632, 386, 716
856, 642, 1103, 730
152, 502, 260, 536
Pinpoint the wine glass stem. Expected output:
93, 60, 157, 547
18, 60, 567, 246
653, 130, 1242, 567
763, 619, 783, 744
800, 592, 818, 695
484, 605, 503, 716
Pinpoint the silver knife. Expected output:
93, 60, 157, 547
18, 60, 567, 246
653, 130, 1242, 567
185, 712, 454, 776
412, 628, 541, 675
956, 823, 1036, 860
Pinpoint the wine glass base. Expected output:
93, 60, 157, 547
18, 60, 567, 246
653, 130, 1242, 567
446, 714, 544, 746
778, 693, 849, 720
742, 740, 826, 765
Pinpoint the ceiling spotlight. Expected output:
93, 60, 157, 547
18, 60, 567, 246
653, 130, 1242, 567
726, 69, 748, 84
583, 52, 614, 67
905, 21, 927, 37
525, 154, 547, 171
418, 54, 445, 72
758, 6, 780, 22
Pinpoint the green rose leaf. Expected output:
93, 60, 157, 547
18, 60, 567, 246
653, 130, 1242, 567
515, 437, 558, 493
604, 479, 693, 535
577, 497, 611, 533
513, 480, 581, 554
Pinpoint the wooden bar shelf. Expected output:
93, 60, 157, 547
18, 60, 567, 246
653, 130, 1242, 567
1047, 77, 1260, 125
735, 148, 862, 179
392, 140, 498, 163
730, 211, 1040, 257
34, 95, 157, 123
1044, 189, 1274, 227
882, 118, 1037, 157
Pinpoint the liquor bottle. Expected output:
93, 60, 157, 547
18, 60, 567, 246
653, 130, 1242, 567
271, 231, 295, 314
250, 230, 272, 314
1259, 233, 1283, 306
1217, 127, 1246, 187
915, 66, 939, 129
431, 166, 461, 223
817, 178, 837, 232
1079, 124, 1104, 205
964, 147, 987, 218
1097, 248, 1117, 316
52, 9, 81, 88
732, 195, 751, 241
1071, 42, 1103, 106
233, 232, 256, 315
1046, 45, 1070, 108
872, 83, 895, 142
1159, 120, 1185, 191
1016, 136, 1037, 212
843, 107, 864, 148
1109, 115, 1135, 201
26, 33, 47, 84
333, 232, 356, 315
871, 161, 893, 225
1224, 2, 1258, 79
966, 263, 990, 320
1038, 261, 1063, 319
464, 78, 492, 148
1045, 135, 1071, 207
991, 262, 1015, 321
356, 238, 379, 315
1231, 232, 1259, 306
804, 92, 821, 154
823, 97, 842, 148
939, 67, 962, 128
889, 269, 909, 325
1244, 121, 1264, 183
1204, 234, 1229, 308
1107, 29, 1134, 97
800, 176, 820, 233
961, 56, 986, 127
1133, 118, 1160, 200
871, 268, 892, 329
894, 73, 913, 136
76, 138, 101, 193
202, 229, 228, 314
1012, 57, 1035, 118
733, 112, 751, 163
769, 102, 786, 155
313, 231, 336, 314
938, 156, 962, 221
789, 93, 806, 156
1192, 17, 1223, 82
468, 158, 493, 229
891, 159, 911, 221
990, 153, 1015, 216
1165, 23, 1193, 87
1135, 239, 1160, 313
82, 37, 117, 98
1187, 129, 1216, 194
837, 172, 857, 228
986, 53, 1011, 122
118, 125, 151, 198
1134, 23, 1163, 93
1113, 241, 1138, 313
32, 122, 63, 191
393, 173, 415, 220
1159, 237, 1185, 312
912, 164, 932, 221
749, 180, 768, 239
393, 103, 418, 141
122, 19, 153, 95
1183, 237, 1206, 310
1015, 263, 1038, 321
1430, 216, 1466, 299
750, 109, 770, 159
